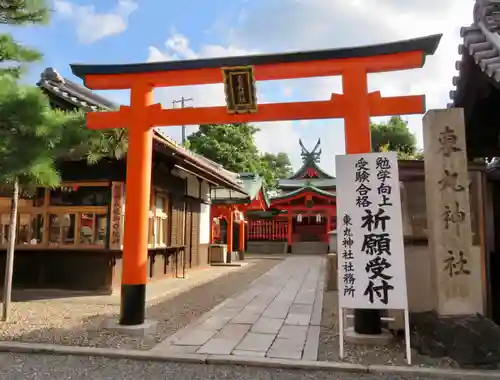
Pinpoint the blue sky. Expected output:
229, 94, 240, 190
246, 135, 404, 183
4, 0, 473, 172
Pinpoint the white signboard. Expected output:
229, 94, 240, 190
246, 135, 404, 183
199, 203, 211, 244
336, 152, 408, 310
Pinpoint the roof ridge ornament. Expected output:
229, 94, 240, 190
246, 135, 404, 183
299, 138, 322, 164
41, 67, 65, 84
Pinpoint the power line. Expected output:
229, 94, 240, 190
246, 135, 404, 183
172, 96, 193, 145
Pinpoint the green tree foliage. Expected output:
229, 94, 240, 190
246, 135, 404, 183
260, 152, 293, 189
0, 0, 50, 78
187, 123, 263, 173
0, 75, 88, 320
0, 0, 52, 321
0, 33, 41, 77
0, 0, 50, 25
187, 123, 293, 188
371, 116, 419, 157
0, 77, 88, 184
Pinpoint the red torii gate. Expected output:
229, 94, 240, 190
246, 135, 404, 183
71, 33, 441, 326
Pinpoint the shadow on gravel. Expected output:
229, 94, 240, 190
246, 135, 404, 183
0, 256, 283, 351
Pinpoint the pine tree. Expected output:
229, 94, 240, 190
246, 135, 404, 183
0, 75, 93, 320
0, 0, 51, 321
0, 1, 50, 78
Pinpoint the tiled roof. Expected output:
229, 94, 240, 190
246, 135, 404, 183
288, 160, 335, 180
37, 68, 116, 111
449, 0, 500, 107
278, 178, 336, 188
271, 185, 336, 201
36, 67, 244, 191
211, 173, 266, 203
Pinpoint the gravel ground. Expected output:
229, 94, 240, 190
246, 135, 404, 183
0, 258, 280, 350
318, 290, 458, 368
0, 353, 467, 380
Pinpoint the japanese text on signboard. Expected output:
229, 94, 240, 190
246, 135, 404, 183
336, 152, 408, 310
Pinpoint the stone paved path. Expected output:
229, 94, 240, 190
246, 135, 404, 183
152, 256, 325, 360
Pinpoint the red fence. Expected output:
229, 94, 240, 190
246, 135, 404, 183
248, 219, 288, 241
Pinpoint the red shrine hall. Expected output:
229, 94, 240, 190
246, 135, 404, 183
229, 139, 336, 255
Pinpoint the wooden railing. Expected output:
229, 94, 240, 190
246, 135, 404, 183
248, 219, 288, 241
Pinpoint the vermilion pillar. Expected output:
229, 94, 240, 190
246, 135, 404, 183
342, 68, 382, 335
287, 214, 293, 249
209, 208, 214, 244
239, 220, 245, 252
120, 84, 153, 326
342, 68, 371, 153
227, 210, 234, 257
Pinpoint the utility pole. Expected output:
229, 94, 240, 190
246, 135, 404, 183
172, 97, 193, 145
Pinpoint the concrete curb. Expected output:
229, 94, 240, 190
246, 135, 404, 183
205, 355, 368, 373
0, 341, 499, 378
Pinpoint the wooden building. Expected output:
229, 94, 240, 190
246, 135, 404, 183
0, 67, 246, 293
247, 139, 336, 255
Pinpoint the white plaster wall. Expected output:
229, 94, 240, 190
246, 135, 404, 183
199, 203, 211, 244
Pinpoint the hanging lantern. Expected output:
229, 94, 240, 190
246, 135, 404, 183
316, 214, 322, 223
297, 214, 302, 223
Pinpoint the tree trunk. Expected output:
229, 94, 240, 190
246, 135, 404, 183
2, 177, 19, 322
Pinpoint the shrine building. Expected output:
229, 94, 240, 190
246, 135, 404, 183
209, 170, 268, 261
246, 139, 336, 255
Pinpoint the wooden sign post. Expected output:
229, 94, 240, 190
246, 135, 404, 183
71, 34, 441, 326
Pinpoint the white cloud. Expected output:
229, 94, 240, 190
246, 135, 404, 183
223, 0, 473, 157
145, 0, 474, 170
54, 0, 138, 44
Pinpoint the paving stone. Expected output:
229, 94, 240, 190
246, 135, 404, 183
263, 300, 293, 318
197, 315, 233, 330
197, 337, 243, 355
231, 312, 262, 324
267, 338, 303, 360
232, 350, 266, 358
251, 317, 284, 334
244, 304, 267, 313
302, 325, 320, 361
278, 325, 308, 340
216, 323, 251, 339
289, 304, 313, 315
235, 332, 276, 352
262, 308, 289, 319
310, 268, 325, 326
285, 313, 311, 326
294, 290, 317, 305
310, 289, 324, 326
157, 256, 324, 363
175, 329, 219, 346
